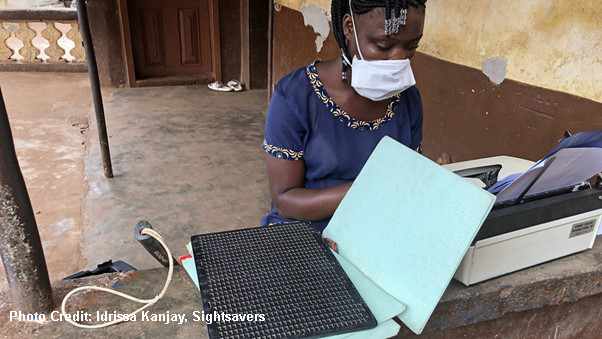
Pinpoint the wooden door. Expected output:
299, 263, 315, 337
128, 0, 215, 78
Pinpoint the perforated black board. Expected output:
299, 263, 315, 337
191, 222, 377, 339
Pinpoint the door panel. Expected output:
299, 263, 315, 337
178, 8, 201, 66
140, 8, 167, 67
129, 0, 214, 78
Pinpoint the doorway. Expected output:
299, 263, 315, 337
122, 0, 221, 85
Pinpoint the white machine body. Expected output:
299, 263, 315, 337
445, 156, 602, 286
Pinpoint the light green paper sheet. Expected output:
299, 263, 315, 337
183, 242, 200, 290
181, 257, 200, 290
332, 251, 406, 323
324, 251, 406, 339
323, 136, 495, 334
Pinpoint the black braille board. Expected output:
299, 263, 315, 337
191, 222, 377, 339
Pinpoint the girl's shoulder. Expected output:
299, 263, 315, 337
273, 63, 315, 99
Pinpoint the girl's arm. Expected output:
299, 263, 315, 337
266, 155, 351, 221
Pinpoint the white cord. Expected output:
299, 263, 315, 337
61, 228, 174, 329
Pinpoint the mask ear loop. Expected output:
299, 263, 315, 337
348, 0, 364, 60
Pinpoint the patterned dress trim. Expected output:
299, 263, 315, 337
306, 62, 401, 130
262, 139, 304, 160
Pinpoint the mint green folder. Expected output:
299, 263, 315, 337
324, 252, 404, 339
323, 136, 495, 334
182, 257, 200, 290
184, 242, 200, 290
331, 251, 406, 322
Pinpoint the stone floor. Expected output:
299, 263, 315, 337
0, 72, 270, 291
0, 72, 93, 291
81, 84, 271, 271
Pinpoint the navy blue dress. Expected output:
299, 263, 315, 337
261, 61, 424, 231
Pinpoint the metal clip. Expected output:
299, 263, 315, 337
400, 8, 407, 26
384, 18, 392, 35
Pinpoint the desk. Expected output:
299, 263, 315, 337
401, 234, 602, 338
2, 236, 601, 338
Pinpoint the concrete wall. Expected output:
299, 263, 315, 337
271, 1, 602, 161
0, 7, 85, 72
0, 20, 84, 62
280, 0, 329, 12
277, 0, 602, 104
421, 0, 602, 104
86, 0, 127, 87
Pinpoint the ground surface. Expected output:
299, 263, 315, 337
0, 268, 209, 339
0, 72, 270, 291
1, 72, 94, 291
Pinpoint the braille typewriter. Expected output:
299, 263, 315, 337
446, 154, 602, 285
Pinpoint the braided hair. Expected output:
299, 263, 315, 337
332, 0, 427, 62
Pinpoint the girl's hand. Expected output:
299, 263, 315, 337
436, 152, 452, 165
324, 238, 338, 252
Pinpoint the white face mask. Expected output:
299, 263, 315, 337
344, 0, 416, 101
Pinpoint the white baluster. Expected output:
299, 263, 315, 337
3, 22, 25, 62
54, 22, 76, 62
28, 22, 50, 62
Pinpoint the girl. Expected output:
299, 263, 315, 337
261, 0, 447, 231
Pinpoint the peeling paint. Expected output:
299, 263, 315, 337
419, 0, 602, 103
280, 0, 330, 12
281, 0, 602, 103
299, 4, 330, 52
273, 0, 282, 12
482, 56, 507, 85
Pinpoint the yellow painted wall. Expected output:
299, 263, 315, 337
279, 0, 330, 12
279, 0, 602, 103
422, 0, 601, 103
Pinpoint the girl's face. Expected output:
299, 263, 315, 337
343, 6, 425, 61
